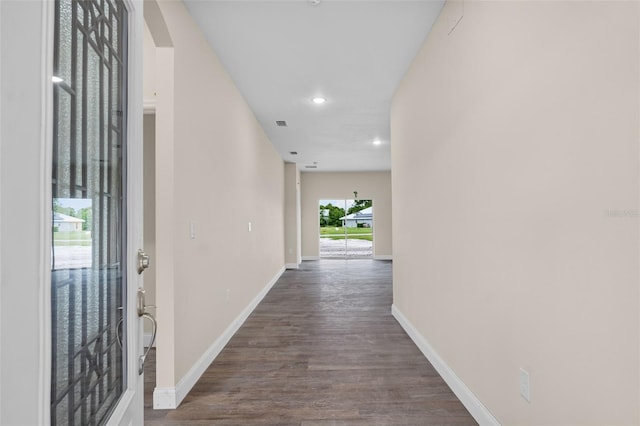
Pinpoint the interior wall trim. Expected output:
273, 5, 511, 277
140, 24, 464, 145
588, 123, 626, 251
391, 304, 501, 426
152, 266, 286, 410
285, 263, 299, 270
301, 256, 319, 261
40, 1, 55, 423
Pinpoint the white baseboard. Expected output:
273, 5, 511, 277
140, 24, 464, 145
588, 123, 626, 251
152, 266, 286, 410
374, 255, 393, 260
391, 305, 500, 426
285, 263, 299, 269
302, 255, 392, 261
152, 387, 176, 410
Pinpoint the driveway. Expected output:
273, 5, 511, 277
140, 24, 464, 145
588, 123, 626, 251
319, 237, 373, 258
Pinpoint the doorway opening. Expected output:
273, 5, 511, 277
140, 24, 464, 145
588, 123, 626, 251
319, 199, 373, 258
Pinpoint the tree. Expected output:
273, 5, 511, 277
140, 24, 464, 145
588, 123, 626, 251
327, 205, 344, 227
53, 200, 76, 218
319, 205, 329, 227
78, 207, 92, 231
319, 203, 345, 227
347, 199, 372, 215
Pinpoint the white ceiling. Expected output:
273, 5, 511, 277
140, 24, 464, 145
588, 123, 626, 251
183, 0, 444, 172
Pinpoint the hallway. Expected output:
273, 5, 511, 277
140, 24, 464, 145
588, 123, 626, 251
145, 260, 476, 425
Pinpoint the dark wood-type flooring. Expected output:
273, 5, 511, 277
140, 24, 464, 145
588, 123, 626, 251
144, 260, 476, 425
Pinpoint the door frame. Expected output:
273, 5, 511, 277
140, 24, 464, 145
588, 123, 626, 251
0, 0, 56, 422
104, 0, 146, 423
41, 1, 55, 423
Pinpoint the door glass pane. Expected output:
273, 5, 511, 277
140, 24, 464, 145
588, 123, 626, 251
51, 1, 128, 425
344, 199, 373, 258
319, 199, 346, 258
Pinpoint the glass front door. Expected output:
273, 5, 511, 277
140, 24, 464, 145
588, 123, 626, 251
319, 199, 373, 258
51, 1, 129, 424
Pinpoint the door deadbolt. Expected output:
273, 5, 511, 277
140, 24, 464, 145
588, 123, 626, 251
137, 249, 150, 274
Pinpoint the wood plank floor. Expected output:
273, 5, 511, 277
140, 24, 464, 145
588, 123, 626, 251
144, 260, 477, 425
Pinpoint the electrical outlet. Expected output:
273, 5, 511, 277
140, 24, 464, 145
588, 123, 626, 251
519, 368, 531, 403
248, 222, 252, 232
189, 221, 196, 239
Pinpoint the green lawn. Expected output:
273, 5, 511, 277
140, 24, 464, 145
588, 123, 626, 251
53, 231, 92, 246
321, 235, 373, 242
320, 227, 373, 236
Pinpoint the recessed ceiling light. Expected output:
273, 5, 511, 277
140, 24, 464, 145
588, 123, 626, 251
312, 97, 326, 105
373, 139, 382, 145
52, 76, 64, 83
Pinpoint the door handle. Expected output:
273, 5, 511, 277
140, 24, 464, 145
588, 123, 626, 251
138, 312, 157, 374
137, 249, 150, 274
116, 307, 124, 348
137, 288, 158, 375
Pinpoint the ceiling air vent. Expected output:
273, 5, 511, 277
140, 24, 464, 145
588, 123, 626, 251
305, 165, 317, 169
289, 151, 298, 155
275, 120, 288, 127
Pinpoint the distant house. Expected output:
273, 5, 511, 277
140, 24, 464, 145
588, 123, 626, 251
53, 213, 85, 232
340, 207, 373, 228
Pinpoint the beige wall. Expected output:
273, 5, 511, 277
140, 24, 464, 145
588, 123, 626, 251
143, 23, 156, 104
152, 0, 285, 389
301, 172, 392, 259
143, 114, 156, 334
391, 1, 639, 425
284, 163, 302, 267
